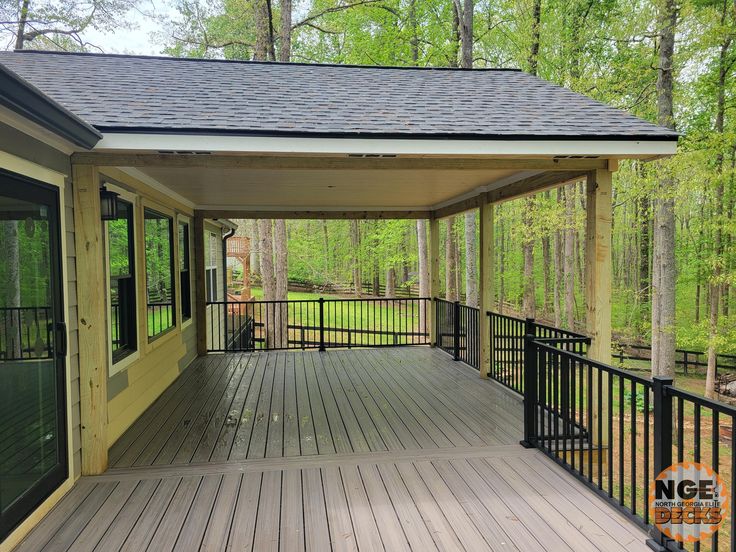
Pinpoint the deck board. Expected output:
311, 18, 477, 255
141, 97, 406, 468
14, 348, 653, 552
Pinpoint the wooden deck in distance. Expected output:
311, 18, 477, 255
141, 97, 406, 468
12, 347, 651, 551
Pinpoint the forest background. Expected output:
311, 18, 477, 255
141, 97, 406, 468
3, 0, 735, 391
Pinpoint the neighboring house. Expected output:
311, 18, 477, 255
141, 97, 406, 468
0, 51, 679, 551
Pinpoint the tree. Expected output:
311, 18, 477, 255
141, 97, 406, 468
650, 0, 678, 379
2, 0, 139, 50
417, 219, 429, 328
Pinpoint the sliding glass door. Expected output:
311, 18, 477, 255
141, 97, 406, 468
0, 170, 67, 540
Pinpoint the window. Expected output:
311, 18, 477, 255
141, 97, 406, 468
205, 231, 218, 302
144, 208, 176, 340
108, 198, 137, 362
178, 220, 191, 321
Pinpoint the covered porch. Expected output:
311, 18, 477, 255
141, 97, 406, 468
14, 347, 650, 551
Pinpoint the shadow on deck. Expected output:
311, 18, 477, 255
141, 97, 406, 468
12, 347, 650, 551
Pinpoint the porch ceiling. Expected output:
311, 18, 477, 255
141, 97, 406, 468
135, 165, 522, 210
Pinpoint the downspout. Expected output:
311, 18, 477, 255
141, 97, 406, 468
221, 224, 236, 350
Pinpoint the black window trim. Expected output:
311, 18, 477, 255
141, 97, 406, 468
144, 206, 177, 342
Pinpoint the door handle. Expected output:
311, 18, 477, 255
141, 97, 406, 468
56, 322, 67, 358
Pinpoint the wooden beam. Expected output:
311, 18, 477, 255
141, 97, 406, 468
431, 170, 588, 220
197, 209, 430, 221
71, 152, 610, 172
486, 170, 588, 203
72, 164, 108, 475
431, 195, 485, 220
194, 213, 207, 356
479, 201, 494, 379
585, 168, 613, 364
428, 217, 441, 347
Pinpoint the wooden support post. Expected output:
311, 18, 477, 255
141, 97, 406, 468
479, 202, 494, 378
194, 212, 207, 356
585, 169, 612, 450
428, 217, 440, 347
72, 164, 108, 475
585, 169, 613, 364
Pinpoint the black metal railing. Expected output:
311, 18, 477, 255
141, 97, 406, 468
0, 306, 52, 360
146, 302, 174, 338
206, 297, 430, 352
434, 298, 479, 369
487, 311, 590, 394
522, 333, 736, 551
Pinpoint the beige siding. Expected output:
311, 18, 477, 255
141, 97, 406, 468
99, 168, 197, 446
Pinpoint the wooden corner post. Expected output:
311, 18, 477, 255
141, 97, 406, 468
585, 169, 613, 364
428, 217, 440, 346
585, 169, 612, 451
72, 164, 108, 475
479, 201, 494, 378
194, 212, 207, 356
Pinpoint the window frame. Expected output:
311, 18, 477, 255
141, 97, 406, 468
104, 183, 140, 375
205, 230, 218, 303
178, 216, 193, 327
143, 206, 177, 342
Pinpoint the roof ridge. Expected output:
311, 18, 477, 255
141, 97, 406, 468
9, 49, 523, 72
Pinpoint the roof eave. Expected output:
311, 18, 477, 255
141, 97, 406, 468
1, 65, 102, 150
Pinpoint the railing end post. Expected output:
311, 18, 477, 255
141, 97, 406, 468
521, 331, 538, 448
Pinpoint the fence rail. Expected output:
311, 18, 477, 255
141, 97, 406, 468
487, 311, 590, 395
522, 331, 736, 551
614, 342, 736, 374
0, 306, 52, 360
434, 299, 480, 369
206, 297, 430, 352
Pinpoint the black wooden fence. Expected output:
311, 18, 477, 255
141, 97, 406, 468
206, 297, 430, 352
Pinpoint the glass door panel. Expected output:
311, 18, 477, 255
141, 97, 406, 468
0, 171, 66, 540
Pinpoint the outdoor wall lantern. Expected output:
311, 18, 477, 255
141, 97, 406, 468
99, 186, 120, 221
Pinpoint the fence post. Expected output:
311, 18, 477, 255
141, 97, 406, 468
647, 375, 674, 552
319, 298, 326, 352
520, 317, 538, 448
453, 301, 460, 361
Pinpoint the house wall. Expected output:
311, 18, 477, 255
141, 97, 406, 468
0, 123, 80, 551
97, 168, 198, 446
204, 220, 228, 351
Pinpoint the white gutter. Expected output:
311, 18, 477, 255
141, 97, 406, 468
94, 133, 678, 158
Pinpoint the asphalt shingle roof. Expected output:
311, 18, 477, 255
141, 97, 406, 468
0, 51, 678, 140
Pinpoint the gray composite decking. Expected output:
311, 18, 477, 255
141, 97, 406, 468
12, 348, 651, 552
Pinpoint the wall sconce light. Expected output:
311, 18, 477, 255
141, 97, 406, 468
99, 186, 119, 221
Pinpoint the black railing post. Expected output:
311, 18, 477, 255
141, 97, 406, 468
520, 318, 538, 448
647, 375, 674, 552
318, 298, 326, 352
453, 301, 460, 361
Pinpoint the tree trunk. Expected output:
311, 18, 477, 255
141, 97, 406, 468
386, 266, 396, 298
705, 17, 731, 397
651, 0, 677, 379
250, 219, 260, 279
542, 231, 552, 315
15, 0, 30, 49
522, 199, 536, 318
464, 211, 478, 307
273, 219, 288, 345
564, 185, 575, 328
458, 0, 473, 69
417, 219, 429, 330
498, 214, 505, 313
350, 219, 361, 296
445, 217, 459, 301
637, 195, 650, 302
2, 221, 22, 358
252, 0, 275, 61
554, 189, 564, 327
279, 0, 292, 62
257, 219, 276, 347
528, 0, 542, 75
322, 220, 329, 280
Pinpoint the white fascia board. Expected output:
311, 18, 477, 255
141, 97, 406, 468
0, 105, 78, 155
94, 133, 678, 158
